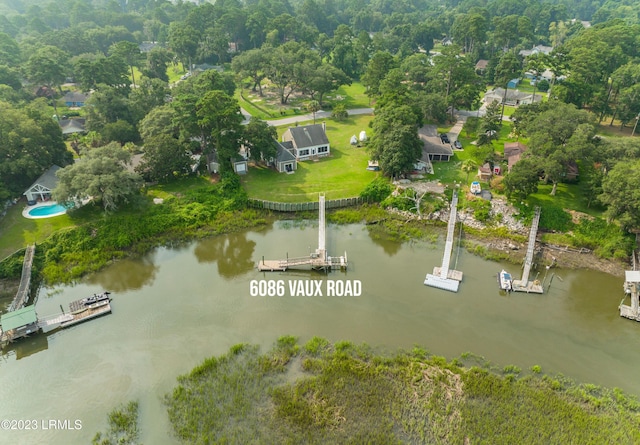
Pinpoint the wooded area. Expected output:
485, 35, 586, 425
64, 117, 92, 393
0, 0, 639, 223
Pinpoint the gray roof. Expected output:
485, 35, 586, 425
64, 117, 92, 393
24, 165, 62, 193
485, 88, 534, 101
276, 141, 296, 163
284, 124, 329, 149
62, 91, 88, 102
423, 143, 453, 156
59, 118, 86, 134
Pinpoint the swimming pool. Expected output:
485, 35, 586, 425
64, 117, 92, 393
26, 203, 68, 218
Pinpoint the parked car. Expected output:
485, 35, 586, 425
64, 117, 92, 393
439, 133, 450, 144
453, 140, 462, 149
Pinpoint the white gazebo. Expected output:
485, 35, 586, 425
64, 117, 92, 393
24, 165, 62, 203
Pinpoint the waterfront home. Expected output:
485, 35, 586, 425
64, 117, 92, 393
281, 123, 330, 161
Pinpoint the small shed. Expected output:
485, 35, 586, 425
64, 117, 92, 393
24, 165, 62, 204
233, 156, 248, 175
0, 306, 39, 341
478, 162, 493, 181
475, 59, 489, 74
206, 152, 219, 174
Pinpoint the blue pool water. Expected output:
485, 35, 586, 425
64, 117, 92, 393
28, 204, 68, 217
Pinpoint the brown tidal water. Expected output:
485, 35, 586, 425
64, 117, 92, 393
1, 221, 638, 444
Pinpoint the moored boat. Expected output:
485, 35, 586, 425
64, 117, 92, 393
82, 291, 111, 306
499, 270, 513, 291
470, 181, 481, 194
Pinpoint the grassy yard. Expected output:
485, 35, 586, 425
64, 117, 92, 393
236, 88, 275, 120
528, 183, 605, 217
433, 121, 518, 186
242, 114, 379, 202
0, 202, 77, 260
236, 81, 372, 121
328, 82, 371, 109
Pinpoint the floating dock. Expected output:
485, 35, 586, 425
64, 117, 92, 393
511, 207, 543, 294
424, 190, 463, 292
258, 194, 347, 272
1, 293, 112, 345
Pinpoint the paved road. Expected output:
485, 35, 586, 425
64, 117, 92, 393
241, 107, 374, 126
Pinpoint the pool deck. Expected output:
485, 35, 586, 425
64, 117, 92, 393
22, 201, 68, 219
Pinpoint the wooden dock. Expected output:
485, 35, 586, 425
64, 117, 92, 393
620, 270, 640, 321
258, 194, 347, 272
8, 245, 35, 312
1, 293, 112, 346
511, 207, 544, 294
425, 190, 463, 292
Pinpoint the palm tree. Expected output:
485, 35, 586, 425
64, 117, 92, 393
461, 159, 478, 183
307, 100, 320, 124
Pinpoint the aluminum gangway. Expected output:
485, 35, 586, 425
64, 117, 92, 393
424, 190, 463, 292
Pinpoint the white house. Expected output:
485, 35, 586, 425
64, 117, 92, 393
273, 141, 297, 173
24, 165, 62, 203
281, 123, 330, 161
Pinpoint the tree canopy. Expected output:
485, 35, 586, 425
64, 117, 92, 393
0, 99, 72, 197
54, 143, 143, 211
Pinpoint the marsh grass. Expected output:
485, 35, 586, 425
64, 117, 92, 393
166, 338, 640, 445
92, 401, 140, 445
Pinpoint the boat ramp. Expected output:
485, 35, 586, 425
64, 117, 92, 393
258, 194, 348, 272
424, 190, 463, 292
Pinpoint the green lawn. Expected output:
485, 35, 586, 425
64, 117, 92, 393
328, 82, 371, 109
236, 88, 275, 120
242, 115, 379, 202
0, 202, 77, 260
236, 81, 372, 122
528, 183, 605, 217
434, 121, 520, 186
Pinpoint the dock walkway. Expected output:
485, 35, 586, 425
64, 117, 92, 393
424, 191, 463, 292
258, 194, 347, 272
8, 245, 35, 312
511, 207, 543, 294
